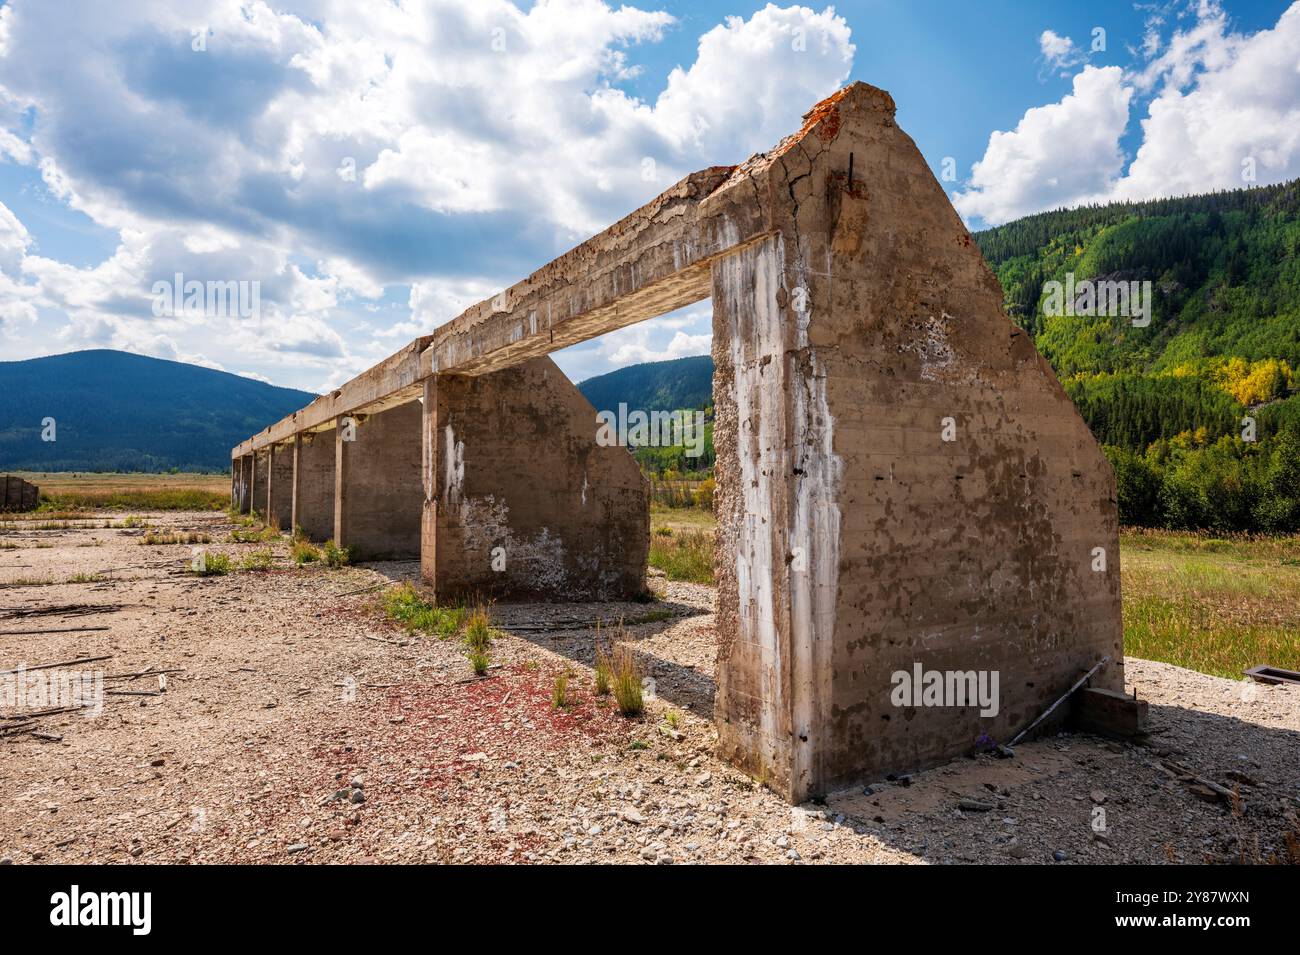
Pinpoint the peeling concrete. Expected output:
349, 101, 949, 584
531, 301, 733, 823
231, 81, 1123, 804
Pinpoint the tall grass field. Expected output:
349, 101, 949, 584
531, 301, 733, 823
649, 506, 1300, 681
6, 471, 229, 511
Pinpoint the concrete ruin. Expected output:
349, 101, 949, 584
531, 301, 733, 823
233, 82, 1128, 803
1, 475, 39, 512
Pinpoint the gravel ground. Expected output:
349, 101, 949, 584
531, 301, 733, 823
1, 511, 1296, 865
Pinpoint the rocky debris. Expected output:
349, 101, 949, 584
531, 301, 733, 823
0, 517, 1296, 865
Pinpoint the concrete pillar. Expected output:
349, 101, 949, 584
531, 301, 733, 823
236, 456, 252, 513
709, 84, 1122, 802
266, 442, 294, 530
421, 356, 647, 601
250, 451, 267, 519
292, 429, 335, 541
335, 402, 422, 560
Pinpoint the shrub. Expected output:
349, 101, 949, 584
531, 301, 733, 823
552, 671, 569, 709
239, 549, 274, 571
611, 642, 644, 717
648, 529, 714, 583
381, 583, 465, 637
190, 552, 232, 576
322, 539, 350, 568
229, 525, 279, 544
141, 529, 211, 545
692, 477, 715, 509
593, 639, 612, 696
462, 606, 493, 652
292, 540, 321, 565
467, 648, 491, 676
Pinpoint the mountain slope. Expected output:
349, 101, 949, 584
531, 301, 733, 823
573, 181, 1300, 530
975, 178, 1300, 531
577, 355, 712, 414
0, 350, 317, 472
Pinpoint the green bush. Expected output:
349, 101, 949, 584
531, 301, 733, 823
292, 540, 321, 565
190, 552, 232, 576
322, 539, 350, 568
381, 583, 465, 638
239, 549, 274, 571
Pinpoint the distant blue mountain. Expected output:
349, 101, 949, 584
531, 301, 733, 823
0, 349, 318, 472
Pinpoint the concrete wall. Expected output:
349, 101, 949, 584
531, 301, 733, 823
226, 81, 1124, 805
1, 475, 39, 511
335, 402, 422, 560
422, 356, 648, 601
292, 430, 335, 542
710, 84, 1122, 802
266, 443, 294, 530
251, 451, 268, 519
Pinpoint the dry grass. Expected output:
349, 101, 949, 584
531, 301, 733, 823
610, 641, 644, 717
1120, 529, 1300, 678
647, 527, 714, 583
9, 471, 229, 511
645, 507, 1300, 681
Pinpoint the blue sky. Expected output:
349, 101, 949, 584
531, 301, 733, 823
0, 0, 1295, 392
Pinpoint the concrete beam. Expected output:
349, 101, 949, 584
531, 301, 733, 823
421, 356, 647, 600
232, 337, 432, 458
420, 167, 762, 378
335, 402, 422, 561
233, 161, 772, 459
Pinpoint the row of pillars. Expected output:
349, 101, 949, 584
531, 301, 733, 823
231, 357, 649, 597
232, 399, 422, 560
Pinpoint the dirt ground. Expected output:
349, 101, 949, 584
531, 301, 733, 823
1, 510, 1297, 865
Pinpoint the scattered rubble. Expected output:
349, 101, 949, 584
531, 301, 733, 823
0, 513, 1296, 864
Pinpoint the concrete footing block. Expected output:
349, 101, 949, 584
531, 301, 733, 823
1070, 687, 1149, 739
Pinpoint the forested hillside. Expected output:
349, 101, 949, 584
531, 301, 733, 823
0, 350, 317, 472
578, 354, 715, 477
976, 178, 1300, 531
577, 355, 712, 415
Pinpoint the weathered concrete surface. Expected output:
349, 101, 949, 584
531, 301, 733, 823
1071, 687, 1148, 739
421, 170, 756, 379
228, 81, 1124, 806
335, 403, 422, 561
232, 456, 251, 513
0, 475, 39, 511
421, 356, 647, 601
709, 83, 1122, 802
291, 430, 335, 542
251, 450, 268, 520
266, 443, 294, 530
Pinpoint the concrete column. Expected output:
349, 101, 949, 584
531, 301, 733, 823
266, 441, 294, 530
710, 84, 1122, 802
250, 451, 267, 519
292, 429, 335, 541
421, 356, 647, 602
335, 402, 422, 560
237, 456, 252, 513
